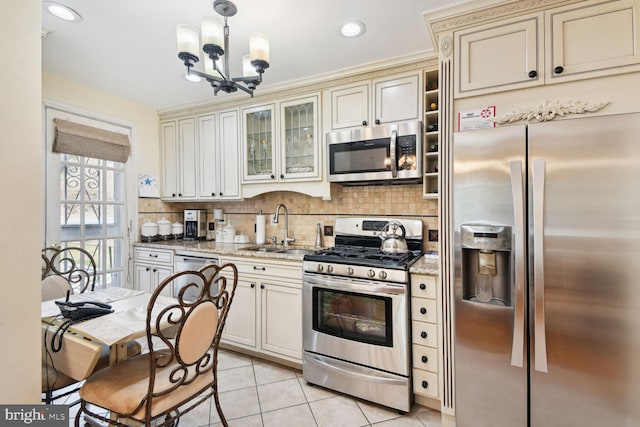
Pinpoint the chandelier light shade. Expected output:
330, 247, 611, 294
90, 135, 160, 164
176, 0, 270, 97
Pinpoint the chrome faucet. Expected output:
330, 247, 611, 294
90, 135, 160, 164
273, 204, 295, 247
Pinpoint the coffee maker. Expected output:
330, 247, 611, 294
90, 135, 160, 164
183, 209, 207, 240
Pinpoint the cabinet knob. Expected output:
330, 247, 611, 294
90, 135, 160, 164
420, 283, 426, 290
260, 284, 265, 289
421, 380, 429, 389
145, 267, 150, 272
280, 174, 284, 179
178, 193, 182, 197
421, 331, 428, 339
420, 307, 427, 315
172, 193, 176, 197
528, 70, 537, 78
270, 174, 275, 179
554, 66, 564, 74
421, 355, 428, 364
362, 120, 368, 126
375, 119, 381, 125
152, 268, 157, 272
219, 192, 223, 196
250, 283, 255, 288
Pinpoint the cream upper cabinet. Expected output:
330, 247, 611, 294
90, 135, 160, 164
242, 94, 321, 184
455, 13, 544, 98
454, 0, 640, 98
374, 73, 421, 124
329, 83, 370, 129
161, 117, 197, 199
545, 0, 640, 83
243, 103, 276, 182
198, 110, 241, 200
279, 95, 320, 181
328, 72, 421, 130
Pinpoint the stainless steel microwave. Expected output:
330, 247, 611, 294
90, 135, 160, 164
327, 121, 422, 184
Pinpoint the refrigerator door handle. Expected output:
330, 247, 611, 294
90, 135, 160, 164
533, 158, 549, 373
509, 160, 525, 368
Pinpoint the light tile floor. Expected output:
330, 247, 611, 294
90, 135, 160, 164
65, 348, 444, 427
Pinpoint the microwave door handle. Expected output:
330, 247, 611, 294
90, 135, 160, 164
390, 130, 397, 178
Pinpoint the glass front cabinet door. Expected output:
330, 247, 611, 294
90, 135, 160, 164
242, 95, 320, 183
243, 104, 276, 182
280, 94, 320, 181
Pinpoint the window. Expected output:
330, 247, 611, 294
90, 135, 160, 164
45, 106, 135, 289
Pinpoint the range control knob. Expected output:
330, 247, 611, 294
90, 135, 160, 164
317, 264, 324, 273
368, 269, 376, 278
347, 267, 354, 276
379, 271, 387, 280
327, 265, 334, 273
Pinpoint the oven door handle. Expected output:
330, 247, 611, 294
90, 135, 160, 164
302, 273, 406, 296
305, 352, 408, 386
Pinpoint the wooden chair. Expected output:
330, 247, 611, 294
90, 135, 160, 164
75, 262, 239, 427
42, 246, 97, 294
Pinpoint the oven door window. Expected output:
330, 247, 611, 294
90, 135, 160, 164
312, 287, 393, 347
329, 138, 390, 175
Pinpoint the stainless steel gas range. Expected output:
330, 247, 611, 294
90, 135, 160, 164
302, 217, 423, 413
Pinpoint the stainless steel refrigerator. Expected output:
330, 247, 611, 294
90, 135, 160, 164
453, 113, 640, 426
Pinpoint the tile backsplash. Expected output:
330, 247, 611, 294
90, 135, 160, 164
138, 184, 439, 251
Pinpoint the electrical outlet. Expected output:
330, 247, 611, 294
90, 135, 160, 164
208, 222, 215, 231
428, 229, 439, 242
324, 225, 333, 237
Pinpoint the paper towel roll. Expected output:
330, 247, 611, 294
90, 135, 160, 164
255, 214, 266, 244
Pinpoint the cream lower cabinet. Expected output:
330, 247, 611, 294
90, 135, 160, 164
411, 274, 441, 402
133, 247, 173, 297
221, 257, 303, 364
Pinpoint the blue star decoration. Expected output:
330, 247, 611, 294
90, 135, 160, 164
144, 177, 152, 185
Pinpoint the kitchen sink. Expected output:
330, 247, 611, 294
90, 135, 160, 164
241, 246, 281, 252
240, 246, 316, 255
277, 248, 316, 255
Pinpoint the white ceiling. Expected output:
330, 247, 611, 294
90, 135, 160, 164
41, 0, 473, 111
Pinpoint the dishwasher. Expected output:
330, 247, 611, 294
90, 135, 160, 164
173, 251, 219, 300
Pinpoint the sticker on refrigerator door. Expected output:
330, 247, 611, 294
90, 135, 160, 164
458, 106, 496, 131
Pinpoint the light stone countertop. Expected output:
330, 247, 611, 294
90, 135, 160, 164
136, 240, 441, 274
134, 239, 315, 261
409, 256, 440, 276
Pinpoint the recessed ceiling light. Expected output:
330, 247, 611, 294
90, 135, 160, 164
339, 21, 366, 38
43, 1, 82, 22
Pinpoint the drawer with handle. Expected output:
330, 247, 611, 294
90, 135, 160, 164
412, 344, 438, 373
134, 248, 173, 264
411, 321, 438, 348
411, 275, 437, 299
413, 369, 439, 398
411, 298, 437, 324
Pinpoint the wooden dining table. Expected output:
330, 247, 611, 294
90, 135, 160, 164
41, 287, 179, 364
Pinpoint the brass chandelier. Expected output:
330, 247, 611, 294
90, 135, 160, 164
176, 0, 270, 97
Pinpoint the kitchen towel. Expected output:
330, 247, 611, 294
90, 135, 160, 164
255, 213, 266, 244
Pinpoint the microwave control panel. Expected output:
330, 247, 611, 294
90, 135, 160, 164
397, 135, 417, 170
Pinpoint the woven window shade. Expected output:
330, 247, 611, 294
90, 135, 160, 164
53, 118, 131, 163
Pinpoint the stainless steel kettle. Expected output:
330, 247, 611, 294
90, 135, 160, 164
379, 221, 409, 254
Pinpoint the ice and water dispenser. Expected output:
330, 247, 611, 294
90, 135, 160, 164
460, 224, 512, 306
